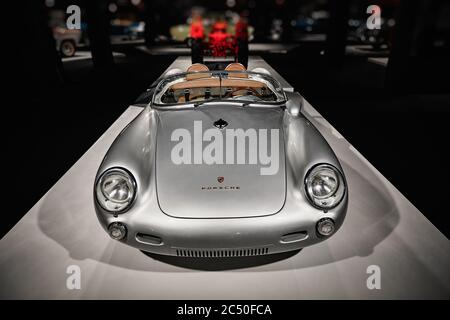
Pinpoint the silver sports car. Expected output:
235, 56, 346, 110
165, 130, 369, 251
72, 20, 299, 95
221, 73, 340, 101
94, 63, 348, 257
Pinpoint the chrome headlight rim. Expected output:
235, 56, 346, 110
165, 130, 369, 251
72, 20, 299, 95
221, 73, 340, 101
95, 167, 137, 213
304, 163, 346, 210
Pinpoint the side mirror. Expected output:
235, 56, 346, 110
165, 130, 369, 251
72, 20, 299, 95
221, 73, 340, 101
285, 92, 303, 117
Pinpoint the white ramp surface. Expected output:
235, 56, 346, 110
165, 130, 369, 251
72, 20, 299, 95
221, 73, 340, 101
1, 58, 449, 299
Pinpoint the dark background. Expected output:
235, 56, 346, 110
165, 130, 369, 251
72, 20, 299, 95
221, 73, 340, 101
5, 0, 450, 238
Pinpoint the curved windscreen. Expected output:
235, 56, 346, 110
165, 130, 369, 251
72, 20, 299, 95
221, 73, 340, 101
153, 71, 286, 106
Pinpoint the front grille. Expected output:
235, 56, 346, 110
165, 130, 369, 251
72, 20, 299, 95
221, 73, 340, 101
175, 247, 269, 258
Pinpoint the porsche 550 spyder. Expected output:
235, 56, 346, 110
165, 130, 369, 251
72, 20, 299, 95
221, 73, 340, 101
94, 62, 348, 257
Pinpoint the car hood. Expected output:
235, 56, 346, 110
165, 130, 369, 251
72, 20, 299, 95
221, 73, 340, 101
155, 104, 286, 218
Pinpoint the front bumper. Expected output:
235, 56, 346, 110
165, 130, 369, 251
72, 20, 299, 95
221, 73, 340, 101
95, 193, 348, 257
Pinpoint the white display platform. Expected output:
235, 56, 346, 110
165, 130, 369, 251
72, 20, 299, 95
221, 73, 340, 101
1, 57, 449, 299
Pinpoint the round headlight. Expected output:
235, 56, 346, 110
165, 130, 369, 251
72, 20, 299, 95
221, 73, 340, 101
305, 164, 345, 209
96, 168, 136, 212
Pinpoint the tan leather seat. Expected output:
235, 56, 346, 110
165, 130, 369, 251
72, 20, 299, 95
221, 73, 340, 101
186, 63, 210, 80
225, 63, 247, 78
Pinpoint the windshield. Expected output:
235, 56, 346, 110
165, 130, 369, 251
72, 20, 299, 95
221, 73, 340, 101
153, 71, 286, 106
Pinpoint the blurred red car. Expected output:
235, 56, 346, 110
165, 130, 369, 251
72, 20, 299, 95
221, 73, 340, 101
190, 17, 249, 67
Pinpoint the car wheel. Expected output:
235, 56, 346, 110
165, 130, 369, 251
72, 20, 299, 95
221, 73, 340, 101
60, 40, 76, 57
191, 39, 204, 64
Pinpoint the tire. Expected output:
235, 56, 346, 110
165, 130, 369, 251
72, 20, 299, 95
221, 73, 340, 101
191, 39, 204, 64
60, 40, 76, 57
235, 39, 249, 68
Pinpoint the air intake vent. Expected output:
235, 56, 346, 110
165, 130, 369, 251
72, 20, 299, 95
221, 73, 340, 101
175, 247, 269, 258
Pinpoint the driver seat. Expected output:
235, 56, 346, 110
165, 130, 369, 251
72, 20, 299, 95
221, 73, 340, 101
186, 63, 210, 80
